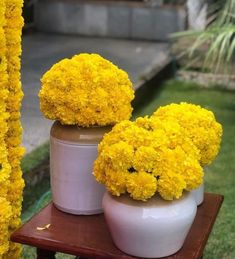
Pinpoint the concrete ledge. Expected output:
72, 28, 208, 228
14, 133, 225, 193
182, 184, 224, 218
35, 0, 186, 41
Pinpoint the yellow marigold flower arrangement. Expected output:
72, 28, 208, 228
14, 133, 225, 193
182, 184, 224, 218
153, 102, 223, 165
39, 53, 134, 126
93, 116, 204, 201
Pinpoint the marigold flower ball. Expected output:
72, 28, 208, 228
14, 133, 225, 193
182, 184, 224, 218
39, 53, 135, 126
94, 102, 223, 201
153, 102, 223, 165
94, 117, 204, 202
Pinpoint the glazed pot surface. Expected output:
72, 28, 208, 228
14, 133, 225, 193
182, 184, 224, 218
103, 192, 197, 258
50, 121, 112, 215
190, 182, 204, 206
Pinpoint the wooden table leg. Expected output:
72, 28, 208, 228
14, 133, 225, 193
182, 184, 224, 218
37, 248, 56, 259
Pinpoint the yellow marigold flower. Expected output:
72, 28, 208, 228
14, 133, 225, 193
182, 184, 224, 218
5, 135, 22, 147
93, 157, 107, 185
9, 217, 22, 230
7, 111, 21, 120
7, 147, 25, 169
153, 102, 223, 165
0, 197, 12, 257
0, 160, 11, 184
101, 141, 134, 171
5, 242, 22, 259
135, 116, 153, 130
0, 90, 9, 104
158, 173, 186, 200
179, 156, 204, 190
39, 53, 134, 126
6, 120, 23, 137
151, 116, 201, 161
126, 171, 157, 201
94, 103, 221, 201
152, 146, 203, 194
98, 120, 136, 153
133, 146, 157, 172
8, 178, 25, 204
2, 0, 25, 257
105, 168, 129, 196
0, 181, 10, 198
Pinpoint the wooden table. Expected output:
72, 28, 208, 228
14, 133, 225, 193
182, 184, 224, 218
11, 193, 223, 259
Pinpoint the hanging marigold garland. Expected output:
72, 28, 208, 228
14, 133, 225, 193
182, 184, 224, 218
0, 0, 10, 200
0, 0, 25, 258
0, 198, 12, 257
0, 1, 13, 257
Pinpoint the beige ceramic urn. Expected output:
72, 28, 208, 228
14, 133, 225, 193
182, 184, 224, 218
50, 121, 112, 215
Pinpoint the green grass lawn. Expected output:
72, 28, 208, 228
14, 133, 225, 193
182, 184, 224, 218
22, 79, 235, 259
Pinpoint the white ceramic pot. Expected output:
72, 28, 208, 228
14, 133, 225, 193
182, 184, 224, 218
103, 192, 197, 258
190, 182, 204, 206
50, 121, 112, 215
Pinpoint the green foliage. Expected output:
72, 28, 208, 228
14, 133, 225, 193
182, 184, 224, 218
23, 245, 75, 259
21, 142, 49, 174
172, 0, 235, 73
21, 141, 50, 219
22, 190, 52, 223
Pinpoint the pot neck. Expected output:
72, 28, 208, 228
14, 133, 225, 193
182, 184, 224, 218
50, 121, 113, 144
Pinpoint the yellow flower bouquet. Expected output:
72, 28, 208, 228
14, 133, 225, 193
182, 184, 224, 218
39, 53, 134, 126
94, 103, 222, 201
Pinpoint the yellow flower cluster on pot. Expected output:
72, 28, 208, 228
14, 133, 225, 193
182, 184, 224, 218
94, 116, 204, 201
153, 102, 223, 165
39, 53, 134, 127
94, 103, 222, 202
0, 0, 25, 258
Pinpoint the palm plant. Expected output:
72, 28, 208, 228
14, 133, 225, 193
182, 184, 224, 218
172, 0, 235, 73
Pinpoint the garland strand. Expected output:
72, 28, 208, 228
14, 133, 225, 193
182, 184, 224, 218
0, 1, 12, 257
0, 0, 24, 258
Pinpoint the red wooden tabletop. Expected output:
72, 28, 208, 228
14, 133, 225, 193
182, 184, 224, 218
11, 193, 223, 259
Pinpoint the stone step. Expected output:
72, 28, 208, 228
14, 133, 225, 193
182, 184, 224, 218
35, 0, 186, 41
